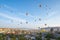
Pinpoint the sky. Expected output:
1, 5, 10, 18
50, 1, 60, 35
0, 0, 60, 29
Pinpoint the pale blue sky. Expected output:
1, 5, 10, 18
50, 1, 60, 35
0, 0, 60, 29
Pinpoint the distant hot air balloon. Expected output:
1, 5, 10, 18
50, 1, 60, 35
26, 21, 28, 24
35, 20, 36, 22
47, 13, 48, 15
10, 10, 13, 13
26, 12, 28, 16
0, 6, 1, 8
38, 27, 40, 29
0, 5, 2, 8
46, 5, 47, 7
39, 18, 41, 21
49, 8, 51, 10
45, 24, 47, 26
18, 24, 19, 25
11, 20, 13, 22
0, 5, 6, 8
20, 22, 22, 24
39, 4, 42, 7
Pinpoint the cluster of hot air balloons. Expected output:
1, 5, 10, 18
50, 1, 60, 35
38, 3, 52, 27
9, 3, 48, 27
0, 1, 52, 28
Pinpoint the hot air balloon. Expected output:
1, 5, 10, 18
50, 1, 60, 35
45, 24, 47, 26
18, 24, 19, 25
11, 20, 13, 23
20, 22, 22, 24
49, 8, 51, 10
26, 12, 28, 16
0, 5, 2, 8
35, 20, 36, 22
39, 4, 42, 7
38, 27, 40, 29
47, 13, 48, 15
39, 18, 41, 21
0, 6, 1, 8
10, 10, 13, 13
46, 5, 47, 7
26, 21, 28, 24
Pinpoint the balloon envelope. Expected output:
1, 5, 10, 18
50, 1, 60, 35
39, 4, 42, 7
35, 20, 36, 22
11, 20, 13, 22
26, 13, 28, 16
45, 24, 47, 26
20, 22, 22, 24
26, 21, 28, 24
0, 6, 1, 8
39, 18, 41, 21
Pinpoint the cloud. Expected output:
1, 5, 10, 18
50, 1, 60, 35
3, 4, 16, 11
0, 13, 38, 29
0, 13, 26, 22
43, 11, 60, 27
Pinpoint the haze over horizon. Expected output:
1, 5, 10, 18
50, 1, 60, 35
0, 0, 60, 29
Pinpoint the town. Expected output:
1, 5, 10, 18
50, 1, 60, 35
0, 27, 60, 40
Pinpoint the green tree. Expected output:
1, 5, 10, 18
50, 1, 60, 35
56, 37, 60, 40
36, 33, 42, 40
